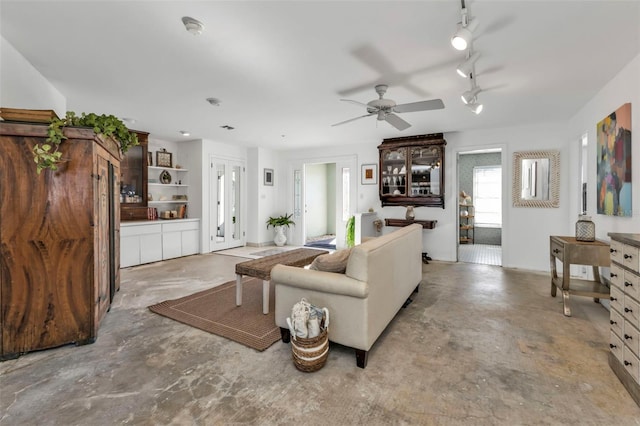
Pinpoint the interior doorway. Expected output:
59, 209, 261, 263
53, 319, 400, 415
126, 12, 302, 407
303, 163, 337, 250
209, 156, 245, 252
457, 149, 503, 266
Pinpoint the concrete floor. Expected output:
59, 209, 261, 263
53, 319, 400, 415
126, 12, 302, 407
1, 253, 639, 425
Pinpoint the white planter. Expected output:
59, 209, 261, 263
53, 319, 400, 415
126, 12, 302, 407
274, 226, 287, 247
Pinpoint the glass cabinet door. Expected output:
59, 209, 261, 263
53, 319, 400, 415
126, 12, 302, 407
410, 146, 442, 197
380, 148, 407, 196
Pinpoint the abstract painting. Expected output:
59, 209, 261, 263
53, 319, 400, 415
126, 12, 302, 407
597, 103, 632, 216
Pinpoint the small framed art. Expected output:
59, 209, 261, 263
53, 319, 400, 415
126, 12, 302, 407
361, 164, 377, 185
264, 168, 274, 186
156, 149, 173, 168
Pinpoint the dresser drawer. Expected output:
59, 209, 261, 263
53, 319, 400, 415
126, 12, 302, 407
624, 244, 640, 273
623, 346, 640, 384
611, 331, 624, 363
611, 308, 624, 338
624, 297, 640, 330
610, 263, 624, 289
610, 285, 624, 312
610, 239, 625, 264
624, 269, 640, 301
550, 239, 564, 261
623, 322, 640, 358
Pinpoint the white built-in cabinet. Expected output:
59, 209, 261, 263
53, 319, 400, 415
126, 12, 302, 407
120, 219, 200, 267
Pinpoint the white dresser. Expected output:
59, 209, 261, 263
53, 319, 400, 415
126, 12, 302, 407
608, 232, 640, 407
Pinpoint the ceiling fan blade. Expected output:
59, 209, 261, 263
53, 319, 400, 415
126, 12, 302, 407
331, 113, 375, 127
385, 113, 411, 131
394, 99, 445, 113
340, 99, 374, 109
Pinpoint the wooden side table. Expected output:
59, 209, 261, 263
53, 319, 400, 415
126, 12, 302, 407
549, 236, 611, 316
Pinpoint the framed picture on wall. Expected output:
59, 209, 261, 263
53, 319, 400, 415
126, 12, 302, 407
361, 164, 377, 185
147, 151, 153, 167
264, 168, 274, 186
156, 149, 172, 168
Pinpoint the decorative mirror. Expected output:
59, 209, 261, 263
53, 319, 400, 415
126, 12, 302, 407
512, 150, 560, 208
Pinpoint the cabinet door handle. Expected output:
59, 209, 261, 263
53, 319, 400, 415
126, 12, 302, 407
553, 249, 560, 254
625, 281, 633, 287
611, 273, 618, 278
610, 297, 617, 301
610, 320, 617, 325
624, 307, 633, 313
610, 248, 617, 253
624, 334, 632, 340
610, 343, 617, 348
624, 360, 633, 366
624, 254, 633, 259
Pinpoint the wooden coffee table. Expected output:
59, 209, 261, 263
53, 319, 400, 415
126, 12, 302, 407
235, 248, 327, 314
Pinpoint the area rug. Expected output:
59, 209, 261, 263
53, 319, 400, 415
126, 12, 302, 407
148, 278, 281, 351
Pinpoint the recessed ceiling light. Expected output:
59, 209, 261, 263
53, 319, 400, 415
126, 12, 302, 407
206, 97, 221, 106
182, 16, 204, 35
179, 131, 190, 136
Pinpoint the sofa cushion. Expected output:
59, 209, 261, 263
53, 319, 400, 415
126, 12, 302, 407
309, 248, 352, 273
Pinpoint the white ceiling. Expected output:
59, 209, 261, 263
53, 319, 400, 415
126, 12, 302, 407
2, 1, 639, 150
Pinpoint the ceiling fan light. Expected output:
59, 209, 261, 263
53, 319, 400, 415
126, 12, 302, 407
456, 51, 480, 78
182, 16, 204, 35
461, 87, 482, 104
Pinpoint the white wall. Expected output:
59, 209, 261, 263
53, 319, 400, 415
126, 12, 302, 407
567, 53, 640, 238
0, 36, 66, 116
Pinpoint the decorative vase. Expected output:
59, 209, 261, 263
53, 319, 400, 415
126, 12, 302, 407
575, 215, 595, 242
274, 225, 287, 247
405, 206, 415, 220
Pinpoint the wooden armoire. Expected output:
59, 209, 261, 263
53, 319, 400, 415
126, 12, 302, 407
0, 121, 121, 360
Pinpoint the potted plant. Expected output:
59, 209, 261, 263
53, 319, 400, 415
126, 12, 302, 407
33, 111, 139, 174
266, 213, 295, 247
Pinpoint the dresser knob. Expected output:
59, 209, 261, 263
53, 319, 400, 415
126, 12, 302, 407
610, 248, 617, 253
625, 307, 633, 313
611, 273, 618, 278
624, 360, 633, 366
553, 249, 560, 254
624, 334, 632, 340
610, 320, 617, 325
611, 297, 617, 301
624, 254, 633, 259
625, 282, 633, 287
610, 343, 617, 348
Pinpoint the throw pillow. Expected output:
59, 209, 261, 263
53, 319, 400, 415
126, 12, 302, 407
309, 248, 352, 274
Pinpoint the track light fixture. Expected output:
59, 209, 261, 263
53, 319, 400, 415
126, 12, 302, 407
461, 86, 481, 104
451, 3, 478, 51
467, 102, 483, 114
456, 51, 480, 78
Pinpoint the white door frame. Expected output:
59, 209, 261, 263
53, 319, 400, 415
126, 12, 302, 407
209, 155, 246, 251
288, 155, 357, 248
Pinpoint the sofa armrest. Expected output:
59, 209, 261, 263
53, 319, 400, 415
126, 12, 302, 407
271, 264, 369, 299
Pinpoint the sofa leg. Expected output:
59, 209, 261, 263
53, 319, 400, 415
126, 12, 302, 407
402, 297, 413, 308
280, 327, 291, 343
414, 283, 420, 293
355, 349, 368, 369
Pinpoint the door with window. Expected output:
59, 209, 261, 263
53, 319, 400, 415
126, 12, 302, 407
209, 157, 245, 251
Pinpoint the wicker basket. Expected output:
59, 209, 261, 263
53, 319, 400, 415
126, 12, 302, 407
291, 327, 329, 372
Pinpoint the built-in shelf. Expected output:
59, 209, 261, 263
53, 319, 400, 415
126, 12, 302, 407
148, 183, 188, 187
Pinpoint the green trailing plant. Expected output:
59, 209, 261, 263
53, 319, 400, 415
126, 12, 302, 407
345, 215, 355, 247
33, 111, 139, 174
266, 213, 296, 229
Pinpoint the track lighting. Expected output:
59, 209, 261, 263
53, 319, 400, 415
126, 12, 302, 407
461, 87, 481, 104
451, 9, 478, 51
467, 102, 483, 114
456, 51, 480, 78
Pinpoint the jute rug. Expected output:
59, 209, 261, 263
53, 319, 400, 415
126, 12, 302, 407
148, 278, 281, 351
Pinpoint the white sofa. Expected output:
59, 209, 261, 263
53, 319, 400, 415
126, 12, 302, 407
272, 223, 423, 368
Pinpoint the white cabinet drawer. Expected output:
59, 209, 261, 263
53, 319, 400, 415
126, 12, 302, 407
611, 331, 624, 363
610, 285, 624, 313
162, 220, 199, 232
623, 244, 640, 273
624, 297, 640, 330
610, 239, 625, 264
611, 308, 624, 338
623, 322, 640, 358
623, 269, 640, 301
121, 223, 162, 237
623, 346, 640, 384
610, 263, 624, 289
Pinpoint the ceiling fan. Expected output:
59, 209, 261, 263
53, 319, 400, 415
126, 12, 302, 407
332, 84, 444, 131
